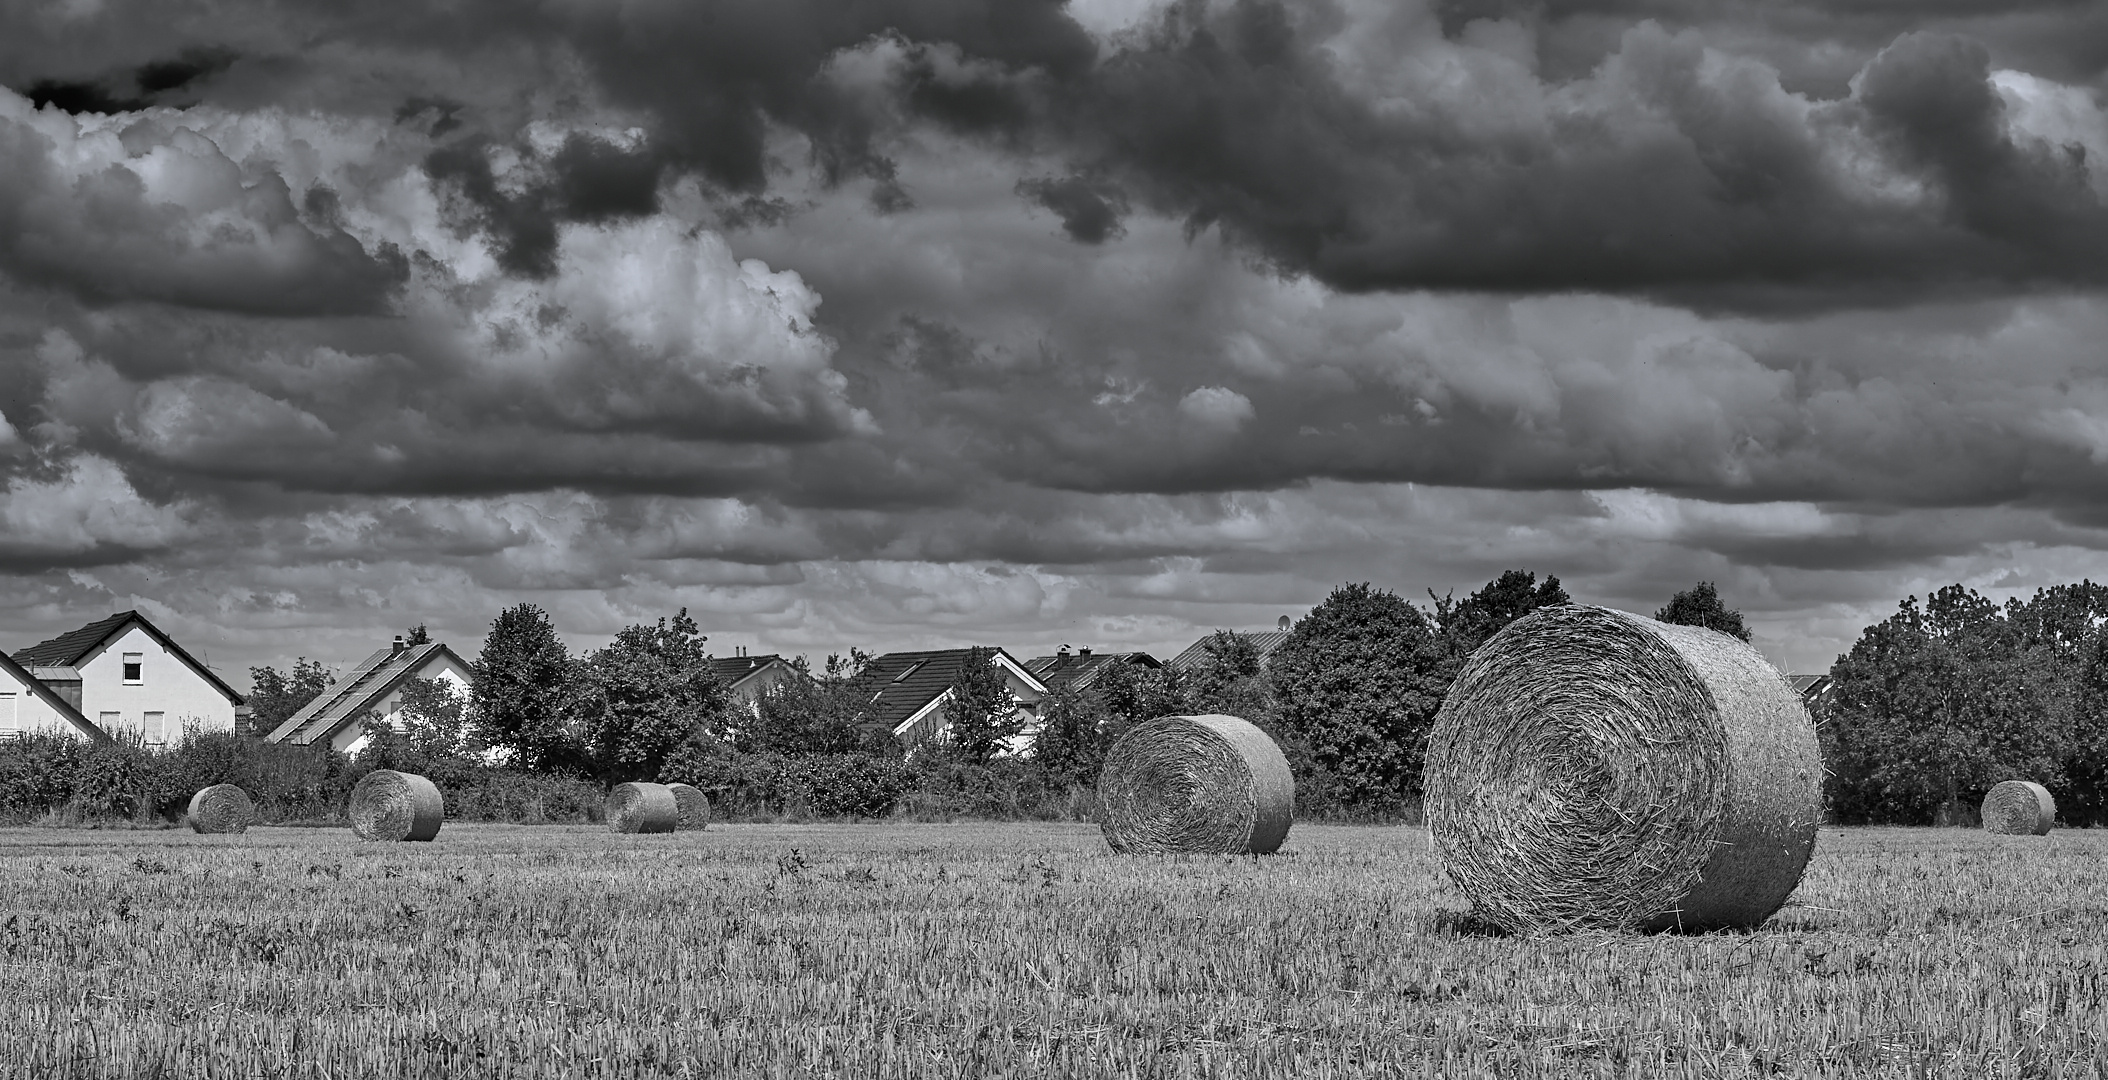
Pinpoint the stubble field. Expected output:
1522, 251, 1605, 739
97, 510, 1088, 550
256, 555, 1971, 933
0, 822, 2102, 1079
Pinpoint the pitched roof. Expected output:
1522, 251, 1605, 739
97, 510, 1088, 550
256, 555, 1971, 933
10, 610, 243, 705
0, 651, 109, 743
848, 648, 1047, 734
265, 642, 468, 746
1166, 630, 1292, 672
1023, 651, 1161, 693
709, 654, 791, 689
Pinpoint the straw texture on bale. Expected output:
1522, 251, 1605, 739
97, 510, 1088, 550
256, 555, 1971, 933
607, 782, 678, 834
668, 782, 711, 830
348, 770, 445, 842
1423, 605, 1823, 934
185, 784, 254, 835
1097, 714, 1294, 855
1982, 780, 2055, 835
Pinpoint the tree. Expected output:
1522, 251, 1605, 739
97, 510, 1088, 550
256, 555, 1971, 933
1030, 683, 1116, 785
247, 658, 334, 736
1185, 631, 1274, 721
403, 623, 433, 646
1822, 586, 2071, 824
740, 652, 893, 756
1268, 583, 1447, 811
577, 609, 732, 782
938, 647, 1020, 765
393, 677, 476, 761
1656, 581, 1751, 641
1435, 569, 1569, 658
470, 604, 581, 773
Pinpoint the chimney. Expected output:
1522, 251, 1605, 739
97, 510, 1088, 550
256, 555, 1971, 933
391, 635, 406, 658
1057, 644, 1070, 659
1078, 647, 1093, 658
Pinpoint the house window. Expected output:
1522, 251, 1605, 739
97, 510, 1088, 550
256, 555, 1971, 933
122, 653, 143, 684
144, 712, 166, 746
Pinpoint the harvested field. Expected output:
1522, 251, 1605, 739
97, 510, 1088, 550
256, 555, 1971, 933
2, 823, 2105, 1078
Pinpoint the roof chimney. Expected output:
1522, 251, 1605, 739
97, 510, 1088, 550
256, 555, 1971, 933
1078, 647, 1092, 658
1057, 644, 1070, 659
391, 634, 406, 657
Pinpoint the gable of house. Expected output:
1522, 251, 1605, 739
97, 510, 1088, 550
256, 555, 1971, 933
10, 611, 242, 744
1166, 630, 1292, 673
850, 648, 1050, 748
1024, 650, 1162, 694
266, 642, 473, 753
0, 651, 108, 742
709, 654, 803, 703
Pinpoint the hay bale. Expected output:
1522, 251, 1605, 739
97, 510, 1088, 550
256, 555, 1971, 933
348, 770, 445, 842
1097, 714, 1294, 855
607, 782, 678, 834
1423, 605, 1822, 934
668, 782, 711, 830
1982, 780, 2055, 835
185, 784, 254, 835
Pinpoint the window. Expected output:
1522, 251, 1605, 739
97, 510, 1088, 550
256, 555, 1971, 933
122, 653, 143, 684
144, 712, 166, 745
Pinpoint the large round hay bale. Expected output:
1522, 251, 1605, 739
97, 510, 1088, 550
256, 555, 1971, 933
348, 770, 444, 842
667, 782, 711, 830
1097, 714, 1294, 855
186, 784, 254, 835
1424, 605, 1822, 934
1982, 780, 2055, 835
607, 782, 678, 834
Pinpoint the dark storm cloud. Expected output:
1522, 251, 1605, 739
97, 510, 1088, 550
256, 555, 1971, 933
1016, 175, 1130, 243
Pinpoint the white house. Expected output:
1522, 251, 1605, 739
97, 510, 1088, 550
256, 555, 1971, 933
710, 651, 805, 708
264, 636, 474, 754
9, 611, 243, 745
849, 647, 1050, 752
0, 650, 107, 742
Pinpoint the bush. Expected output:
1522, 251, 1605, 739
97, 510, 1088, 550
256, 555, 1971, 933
661, 747, 913, 820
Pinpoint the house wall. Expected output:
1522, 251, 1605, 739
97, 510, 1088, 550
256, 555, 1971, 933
727, 662, 800, 704
0, 668, 88, 739
332, 653, 474, 755
77, 625, 237, 745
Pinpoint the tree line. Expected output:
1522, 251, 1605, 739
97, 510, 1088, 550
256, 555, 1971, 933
243, 574, 2093, 827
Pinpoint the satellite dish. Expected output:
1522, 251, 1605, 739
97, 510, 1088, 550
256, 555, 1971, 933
1277, 615, 1291, 631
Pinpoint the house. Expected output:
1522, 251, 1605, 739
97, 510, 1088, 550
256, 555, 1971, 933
849, 648, 1050, 751
0, 650, 108, 742
1023, 648, 1161, 694
265, 635, 473, 754
1788, 674, 1834, 713
709, 650, 804, 705
10, 610, 242, 746
1165, 627, 1293, 673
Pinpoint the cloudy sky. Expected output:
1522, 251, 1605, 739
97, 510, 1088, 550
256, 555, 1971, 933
2, 0, 2106, 685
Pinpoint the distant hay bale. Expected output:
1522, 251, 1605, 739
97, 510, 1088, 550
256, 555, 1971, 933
607, 782, 678, 834
668, 782, 711, 830
1097, 714, 1294, 855
185, 784, 254, 835
348, 770, 445, 842
1982, 780, 2055, 835
1423, 605, 1823, 934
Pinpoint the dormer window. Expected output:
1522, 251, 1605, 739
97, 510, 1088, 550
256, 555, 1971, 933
122, 653, 143, 684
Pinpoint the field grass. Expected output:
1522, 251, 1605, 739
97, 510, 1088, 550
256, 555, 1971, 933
1, 822, 2104, 1078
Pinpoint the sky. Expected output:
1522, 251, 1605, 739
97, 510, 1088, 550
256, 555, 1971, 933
2, 0, 2107, 687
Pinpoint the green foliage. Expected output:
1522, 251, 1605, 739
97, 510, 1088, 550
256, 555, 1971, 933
1029, 684, 1116, 786
938, 647, 1020, 766
1656, 581, 1752, 641
660, 748, 912, 819
576, 609, 731, 782
739, 653, 893, 755
1434, 569, 1569, 658
470, 603, 582, 774
245, 657, 333, 737
392, 677, 478, 761
1268, 582, 1445, 814
1822, 584, 2106, 824
402, 623, 432, 646
1184, 631, 1274, 720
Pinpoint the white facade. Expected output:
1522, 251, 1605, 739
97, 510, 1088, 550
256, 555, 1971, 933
0, 663, 91, 739
333, 651, 474, 756
77, 624, 238, 745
